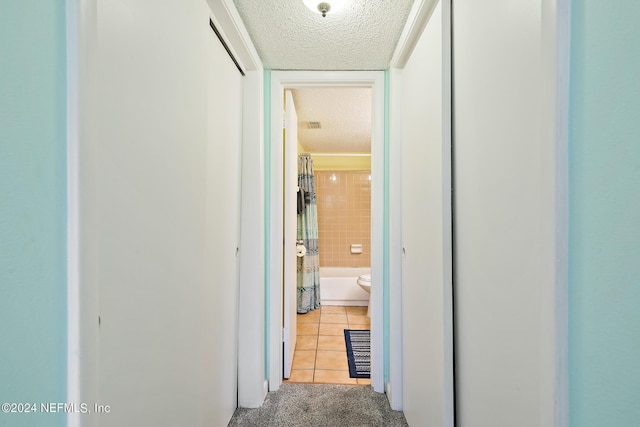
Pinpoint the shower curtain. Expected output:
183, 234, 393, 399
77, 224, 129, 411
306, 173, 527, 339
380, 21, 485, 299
297, 154, 321, 313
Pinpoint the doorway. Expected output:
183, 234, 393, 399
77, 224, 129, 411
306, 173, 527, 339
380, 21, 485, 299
268, 71, 386, 393
283, 87, 373, 385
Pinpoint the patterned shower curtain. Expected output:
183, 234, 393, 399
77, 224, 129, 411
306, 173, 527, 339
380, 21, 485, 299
297, 154, 321, 313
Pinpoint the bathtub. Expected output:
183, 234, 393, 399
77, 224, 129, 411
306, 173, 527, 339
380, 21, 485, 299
319, 267, 371, 306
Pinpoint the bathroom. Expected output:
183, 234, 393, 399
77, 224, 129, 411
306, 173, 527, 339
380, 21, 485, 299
315, 166, 372, 307
287, 87, 373, 385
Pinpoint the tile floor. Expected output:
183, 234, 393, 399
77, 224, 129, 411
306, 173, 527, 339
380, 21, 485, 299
284, 305, 371, 386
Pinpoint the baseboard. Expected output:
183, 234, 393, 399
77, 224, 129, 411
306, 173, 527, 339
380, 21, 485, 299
321, 300, 368, 306
238, 379, 269, 408
386, 382, 403, 411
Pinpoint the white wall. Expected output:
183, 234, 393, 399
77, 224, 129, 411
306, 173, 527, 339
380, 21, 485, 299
398, 1, 453, 425
82, 0, 243, 425
453, 0, 564, 425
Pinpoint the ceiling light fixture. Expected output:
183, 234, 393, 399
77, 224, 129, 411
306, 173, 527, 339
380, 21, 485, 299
302, 0, 348, 17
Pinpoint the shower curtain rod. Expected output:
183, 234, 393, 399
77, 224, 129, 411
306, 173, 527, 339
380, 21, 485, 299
306, 153, 371, 157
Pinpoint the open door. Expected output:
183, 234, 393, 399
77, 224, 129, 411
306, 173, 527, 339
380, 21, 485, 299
283, 90, 298, 378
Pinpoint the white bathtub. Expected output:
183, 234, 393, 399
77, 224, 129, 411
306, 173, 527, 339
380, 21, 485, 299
319, 267, 370, 306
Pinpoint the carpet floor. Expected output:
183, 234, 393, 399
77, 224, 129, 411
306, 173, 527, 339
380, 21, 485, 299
228, 383, 408, 426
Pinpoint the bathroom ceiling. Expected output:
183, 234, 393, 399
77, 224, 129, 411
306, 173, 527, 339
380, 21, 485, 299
291, 87, 371, 154
231, 0, 415, 154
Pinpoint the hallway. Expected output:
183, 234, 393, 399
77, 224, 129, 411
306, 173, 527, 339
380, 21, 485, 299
7, 1, 640, 427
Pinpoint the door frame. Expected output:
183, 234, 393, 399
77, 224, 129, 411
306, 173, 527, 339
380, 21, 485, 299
268, 71, 386, 393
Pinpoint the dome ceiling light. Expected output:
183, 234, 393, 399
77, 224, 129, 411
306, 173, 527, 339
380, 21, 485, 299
302, 0, 348, 17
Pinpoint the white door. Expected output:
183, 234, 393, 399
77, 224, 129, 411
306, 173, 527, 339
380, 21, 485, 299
93, 5, 243, 424
283, 90, 298, 378
399, 1, 454, 425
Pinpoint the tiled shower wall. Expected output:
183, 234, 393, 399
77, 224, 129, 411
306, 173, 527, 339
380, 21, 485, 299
315, 170, 371, 267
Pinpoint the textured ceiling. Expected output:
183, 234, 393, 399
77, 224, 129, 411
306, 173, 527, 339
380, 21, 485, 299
291, 87, 371, 153
232, 0, 414, 153
232, 0, 415, 70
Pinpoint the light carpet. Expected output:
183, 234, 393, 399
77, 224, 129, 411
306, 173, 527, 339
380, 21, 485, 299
228, 383, 408, 426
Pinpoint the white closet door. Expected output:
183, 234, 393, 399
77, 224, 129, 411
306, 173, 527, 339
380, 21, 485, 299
202, 20, 244, 425
400, 2, 454, 426
94, 2, 243, 425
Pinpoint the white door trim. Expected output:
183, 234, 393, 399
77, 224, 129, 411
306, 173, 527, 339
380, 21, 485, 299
390, 0, 441, 69
268, 71, 386, 393
541, 0, 571, 425
66, 1, 100, 425
65, 2, 83, 425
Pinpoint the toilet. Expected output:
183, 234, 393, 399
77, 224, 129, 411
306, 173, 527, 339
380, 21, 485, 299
357, 273, 371, 317
357, 273, 371, 293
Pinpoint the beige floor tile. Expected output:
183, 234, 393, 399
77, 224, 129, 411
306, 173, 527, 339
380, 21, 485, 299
313, 370, 357, 385
291, 306, 372, 386
321, 313, 348, 324
292, 350, 316, 370
321, 305, 346, 314
297, 310, 320, 324
315, 350, 348, 370
347, 314, 370, 327
295, 335, 318, 350
285, 369, 314, 383
319, 323, 349, 336
297, 323, 320, 335
346, 306, 368, 315
317, 335, 347, 351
